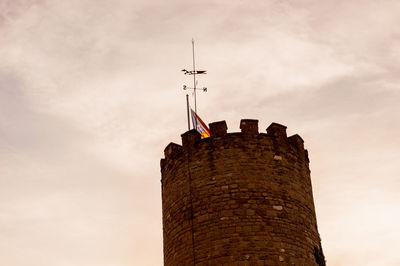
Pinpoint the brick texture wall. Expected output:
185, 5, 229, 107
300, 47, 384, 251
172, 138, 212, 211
160, 119, 324, 266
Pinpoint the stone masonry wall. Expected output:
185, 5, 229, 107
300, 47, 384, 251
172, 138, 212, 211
160, 119, 323, 266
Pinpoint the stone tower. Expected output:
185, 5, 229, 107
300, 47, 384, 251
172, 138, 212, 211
160, 119, 325, 266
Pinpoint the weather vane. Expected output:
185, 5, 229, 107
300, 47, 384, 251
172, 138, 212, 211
182, 39, 207, 115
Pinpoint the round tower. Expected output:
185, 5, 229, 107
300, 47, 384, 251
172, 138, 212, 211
160, 119, 324, 266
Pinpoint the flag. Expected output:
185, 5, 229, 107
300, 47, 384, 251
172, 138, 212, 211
191, 109, 210, 139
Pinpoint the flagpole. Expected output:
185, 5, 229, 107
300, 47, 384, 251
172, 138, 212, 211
186, 94, 190, 131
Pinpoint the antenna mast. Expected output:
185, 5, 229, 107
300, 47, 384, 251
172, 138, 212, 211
192, 39, 197, 113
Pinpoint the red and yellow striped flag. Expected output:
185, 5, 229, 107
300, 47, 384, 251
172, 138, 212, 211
191, 109, 210, 139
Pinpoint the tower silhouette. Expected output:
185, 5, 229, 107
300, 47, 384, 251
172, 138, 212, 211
160, 119, 325, 265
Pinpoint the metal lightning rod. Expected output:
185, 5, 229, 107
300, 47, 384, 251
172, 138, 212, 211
182, 39, 207, 115
192, 39, 197, 113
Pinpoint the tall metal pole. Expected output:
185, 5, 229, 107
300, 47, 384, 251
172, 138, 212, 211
192, 39, 197, 113
186, 94, 190, 131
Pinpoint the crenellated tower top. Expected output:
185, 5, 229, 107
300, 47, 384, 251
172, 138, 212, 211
161, 119, 309, 170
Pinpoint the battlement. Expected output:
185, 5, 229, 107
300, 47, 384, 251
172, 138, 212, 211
161, 119, 309, 168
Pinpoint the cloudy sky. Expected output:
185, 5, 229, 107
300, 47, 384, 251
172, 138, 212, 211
1, 0, 399, 265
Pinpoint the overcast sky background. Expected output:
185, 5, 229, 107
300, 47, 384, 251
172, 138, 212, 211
1, 0, 399, 265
